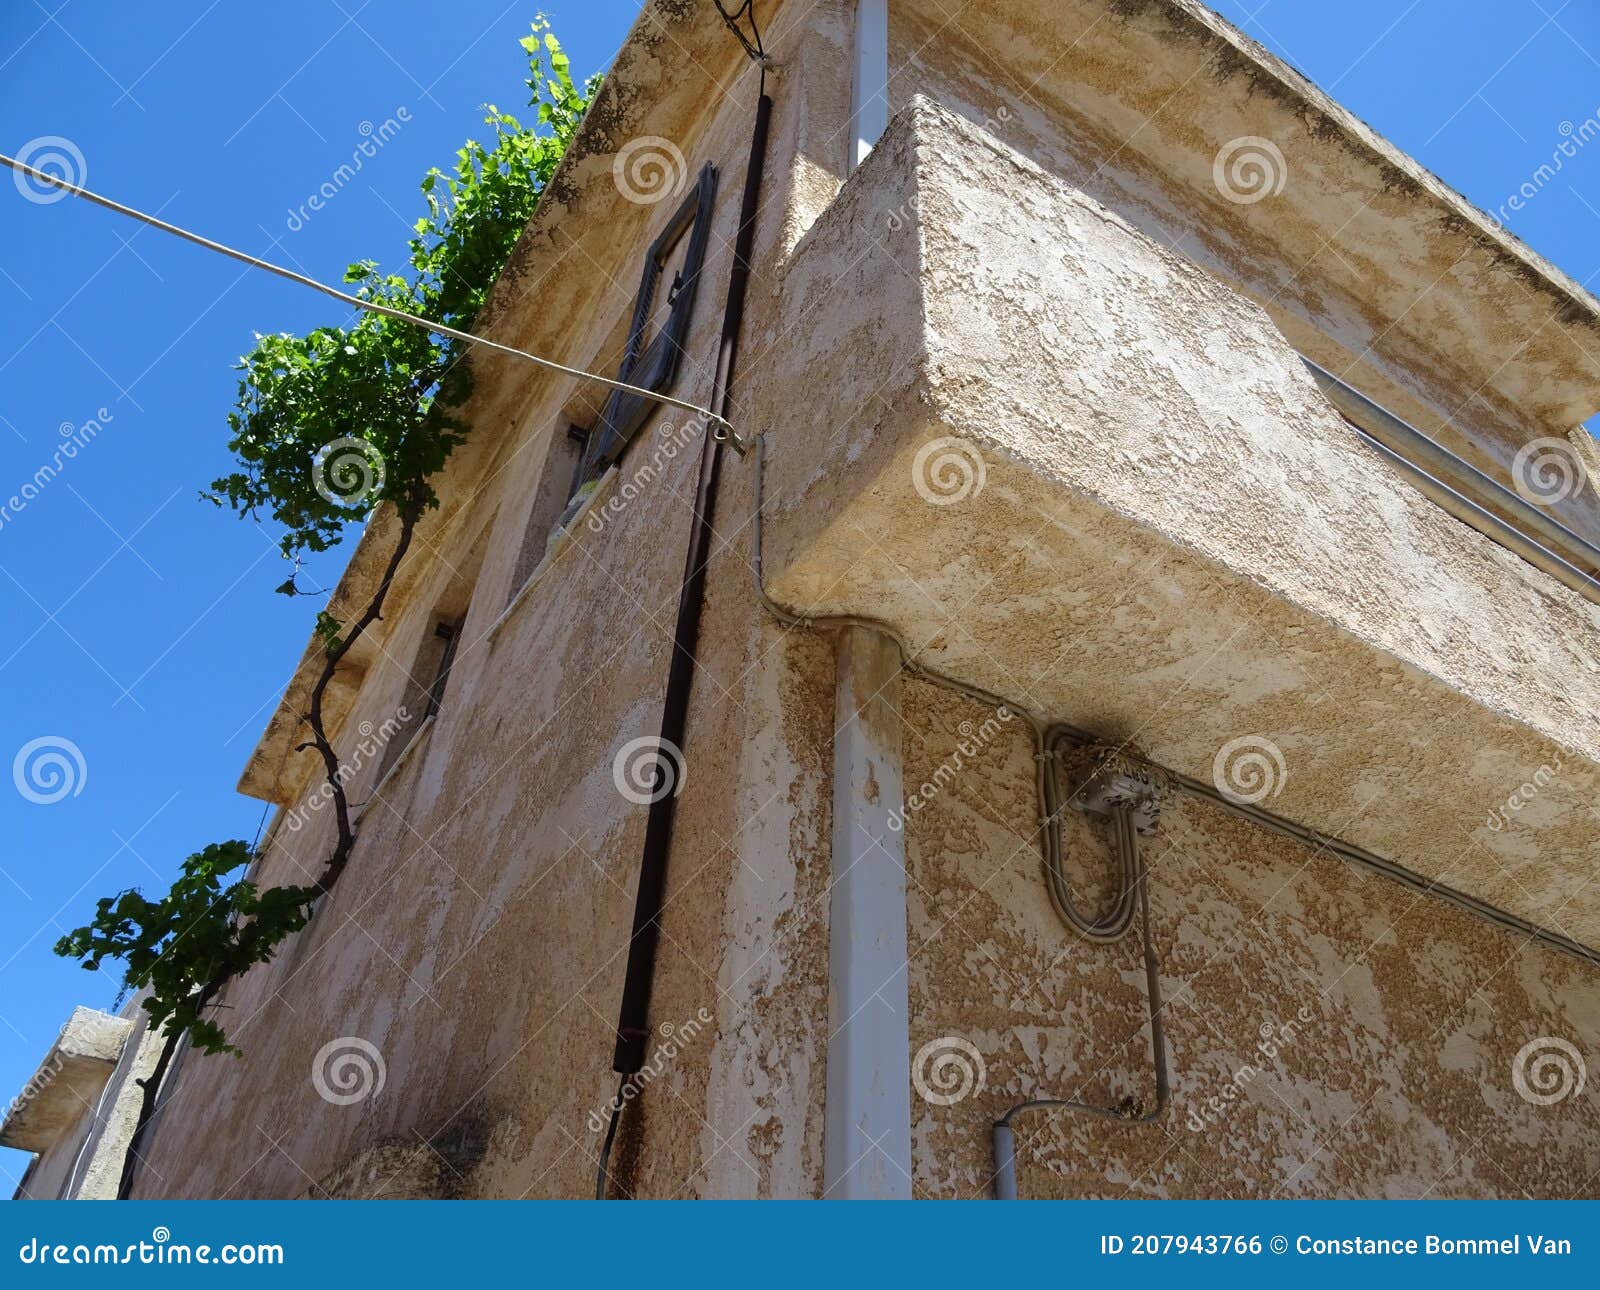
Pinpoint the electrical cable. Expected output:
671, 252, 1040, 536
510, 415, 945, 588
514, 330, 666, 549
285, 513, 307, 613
596, 0, 773, 1199
992, 796, 1171, 1195
713, 0, 769, 66
61, 1015, 143, 1198
594, 1076, 627, 1200
1038, 728, 1143, 941
743, 426, 1600, 1196
0, 153, 735, 440
745, 431, 1600, 969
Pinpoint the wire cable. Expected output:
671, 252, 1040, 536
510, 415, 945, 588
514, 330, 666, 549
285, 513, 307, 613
744, 431, 1600, 969
594, 1076, 627, 1200
0, 153, 735, 439
1000, 802, 1171, 1131
714, 0, 769, 66
1038, 730, 1143, 941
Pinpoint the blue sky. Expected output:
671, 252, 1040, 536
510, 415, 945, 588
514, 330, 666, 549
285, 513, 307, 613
0, 0, 1597, 1195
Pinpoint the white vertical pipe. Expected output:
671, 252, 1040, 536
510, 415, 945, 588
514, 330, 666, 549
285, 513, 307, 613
991, 1122, 1018, 1200
823, 626, 912, 1199
849, 0, 889, 170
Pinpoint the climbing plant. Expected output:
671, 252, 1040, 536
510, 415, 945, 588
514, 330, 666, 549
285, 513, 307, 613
54, 24, 598, 1185
210, 22, 597, 892
53, 841, 318, 1193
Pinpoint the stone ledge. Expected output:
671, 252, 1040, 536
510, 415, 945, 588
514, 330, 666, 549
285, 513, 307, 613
1, 1008, 131, 1154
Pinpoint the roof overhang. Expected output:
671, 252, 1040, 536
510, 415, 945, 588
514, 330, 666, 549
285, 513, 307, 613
0, 1008, 131, 1154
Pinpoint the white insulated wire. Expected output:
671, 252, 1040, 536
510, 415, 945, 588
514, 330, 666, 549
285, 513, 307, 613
0, 153, 735, 438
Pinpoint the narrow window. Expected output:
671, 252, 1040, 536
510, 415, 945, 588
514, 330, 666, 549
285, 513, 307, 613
370, 516, 492, 787
423, 619, 461, 719
506, 163, 719, 597
507, 424, 593, 600
581, 161, 718, 479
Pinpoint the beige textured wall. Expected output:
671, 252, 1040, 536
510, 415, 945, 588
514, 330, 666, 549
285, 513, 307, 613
761, 96, 1600, 950
122, 0, 1599, 1201
902, 679, 1600, 1199
131, 6, 841, 1201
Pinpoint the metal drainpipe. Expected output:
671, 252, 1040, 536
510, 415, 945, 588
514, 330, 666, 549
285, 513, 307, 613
609, 89, 774, 1080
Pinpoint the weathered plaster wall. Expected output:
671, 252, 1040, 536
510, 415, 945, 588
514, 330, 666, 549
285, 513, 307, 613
131, 3, 840, 1201
123, 0, 1600, 1203
902, 679, 1600, 1198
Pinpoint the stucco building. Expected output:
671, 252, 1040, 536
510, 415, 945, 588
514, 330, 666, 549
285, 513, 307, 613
11, 0, 1600, 1198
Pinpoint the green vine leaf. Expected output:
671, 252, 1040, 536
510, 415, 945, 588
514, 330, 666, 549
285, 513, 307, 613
54, 841, 317, 1055
205, 18, 596, 576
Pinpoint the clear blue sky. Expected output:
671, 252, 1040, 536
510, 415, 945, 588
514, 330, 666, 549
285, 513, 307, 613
1, 0, 1597, 1195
